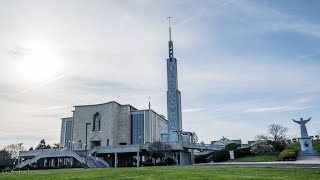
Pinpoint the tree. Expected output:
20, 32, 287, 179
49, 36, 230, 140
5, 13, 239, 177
250, 140, 274, 155
36, 139, 51, 149
4, 144, 24, 159
147, 141, 172, 162
0, 150, 13, 169
255, 134, 269, 141
268, 124, 288, 142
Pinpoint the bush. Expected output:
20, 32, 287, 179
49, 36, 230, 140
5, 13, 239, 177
268, 140, 286, 152
212, 150, 230, 162
155, 161, 167, 166
194, 153, 212, 164
234, 147, 253, 158
144, 159, 152, 163
279, 149, 297, 161
225, 143, 240, 151
164, 157, 176, 165
143, 162, 154, 166
250, 140, 274, 155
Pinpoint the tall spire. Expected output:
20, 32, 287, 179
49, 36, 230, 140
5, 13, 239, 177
167, 16, 174, 59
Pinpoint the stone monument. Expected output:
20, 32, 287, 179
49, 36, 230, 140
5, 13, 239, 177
292, 117, 313, 151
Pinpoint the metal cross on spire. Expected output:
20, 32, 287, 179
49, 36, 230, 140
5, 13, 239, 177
167, 16, 172, 41
167, 16, 174, 58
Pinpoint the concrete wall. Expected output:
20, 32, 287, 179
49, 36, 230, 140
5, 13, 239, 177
72, 102, 132, 150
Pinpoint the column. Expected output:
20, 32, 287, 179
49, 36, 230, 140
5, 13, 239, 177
44, 158, 47, 167
137, 152, 139, 167
70, 157, 73, 167
115, 153, 118, 168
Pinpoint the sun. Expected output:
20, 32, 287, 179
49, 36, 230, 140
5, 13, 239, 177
16, 42, 61, 83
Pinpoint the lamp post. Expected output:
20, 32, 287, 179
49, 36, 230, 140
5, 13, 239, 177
85, 123, 91, 166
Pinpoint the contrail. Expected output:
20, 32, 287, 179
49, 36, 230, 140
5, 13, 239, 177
15, 74, 65, 96
175, 0, 235, 26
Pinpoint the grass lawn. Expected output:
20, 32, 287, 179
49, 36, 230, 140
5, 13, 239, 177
1, 167, 320, 180
227, 153, 279, 162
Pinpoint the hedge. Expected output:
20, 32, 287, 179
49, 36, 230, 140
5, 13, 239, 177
279, 149, 297, 161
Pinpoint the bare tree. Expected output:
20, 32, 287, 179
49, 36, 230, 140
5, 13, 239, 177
148, 141, 172, 162
255, 134, 269, 140
268, 124, 288, 142
4, 144, 24, 159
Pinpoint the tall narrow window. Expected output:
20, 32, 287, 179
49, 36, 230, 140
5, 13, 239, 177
93, 112, 101, 131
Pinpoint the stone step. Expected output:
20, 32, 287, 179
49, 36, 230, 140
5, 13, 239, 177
299, 151, 320, 156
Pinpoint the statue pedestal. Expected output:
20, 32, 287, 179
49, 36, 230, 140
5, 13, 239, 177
299, 137, 313, 151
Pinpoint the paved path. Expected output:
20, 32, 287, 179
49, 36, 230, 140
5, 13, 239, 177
194, 158, 320, 168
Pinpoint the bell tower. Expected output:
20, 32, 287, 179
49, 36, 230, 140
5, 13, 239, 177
166, 17, 182, 142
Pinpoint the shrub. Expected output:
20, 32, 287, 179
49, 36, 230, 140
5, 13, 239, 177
143, 162, 154, 166
279, 149, 297, 161
225, 143, 240, 151
212, 150, 230, 162
164, 157, 176, 165
155, 161, 167, 166
194, 153, 212, 164
268, 140, 286, 152
144, 159, 152, 163
234, 147, 253, 158
250, 140, 274, 155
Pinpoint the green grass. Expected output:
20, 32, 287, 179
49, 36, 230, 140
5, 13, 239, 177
286, 140, 320, 152
227, 153, 279, 162
1, 167, 320, 180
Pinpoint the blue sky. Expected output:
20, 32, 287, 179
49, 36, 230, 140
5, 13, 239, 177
0, 0, 320, 149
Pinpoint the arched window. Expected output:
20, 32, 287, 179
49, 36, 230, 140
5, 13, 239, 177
93, 112, 101, 131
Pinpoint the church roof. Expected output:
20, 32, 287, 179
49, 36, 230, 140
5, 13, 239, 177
73, 101, 138, 110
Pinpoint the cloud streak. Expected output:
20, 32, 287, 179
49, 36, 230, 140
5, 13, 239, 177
15, 74, 64, 96
182, 108, 206, 113
244, 106, 312, 113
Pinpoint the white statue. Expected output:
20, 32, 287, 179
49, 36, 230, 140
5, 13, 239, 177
292, 117, 313, 152
292, 117, 311, 138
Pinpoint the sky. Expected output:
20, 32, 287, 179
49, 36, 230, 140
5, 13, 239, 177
1, 0, 320, 149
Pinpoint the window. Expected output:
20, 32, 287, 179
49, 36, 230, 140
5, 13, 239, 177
131, 114, 144, 144
93, 112, 101, 131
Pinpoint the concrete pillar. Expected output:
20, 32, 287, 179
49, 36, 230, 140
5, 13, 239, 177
137, 152, 139, 167
115, 153, 118, 168
44, 158, 47, 167
51, 159, 55, 167
70, 157, 73, 167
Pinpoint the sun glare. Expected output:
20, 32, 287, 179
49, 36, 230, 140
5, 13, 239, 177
16, 43, 61, 83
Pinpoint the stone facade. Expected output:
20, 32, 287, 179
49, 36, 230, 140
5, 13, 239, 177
60, 101, 168, 151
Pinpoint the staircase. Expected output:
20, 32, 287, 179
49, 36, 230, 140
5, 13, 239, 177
298, 150, 320, 159
87, 156, 109, 168
16, 150, 85, 169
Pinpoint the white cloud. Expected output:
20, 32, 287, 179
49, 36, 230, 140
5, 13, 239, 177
244, 106, 312, 113
182, 108, 206, 113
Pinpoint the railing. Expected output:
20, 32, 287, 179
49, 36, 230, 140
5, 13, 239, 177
97, 144, 140, 153
182, 143, 224, 150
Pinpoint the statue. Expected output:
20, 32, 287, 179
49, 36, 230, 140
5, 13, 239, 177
292, 117, 313, 152
292, 117, 311, 138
